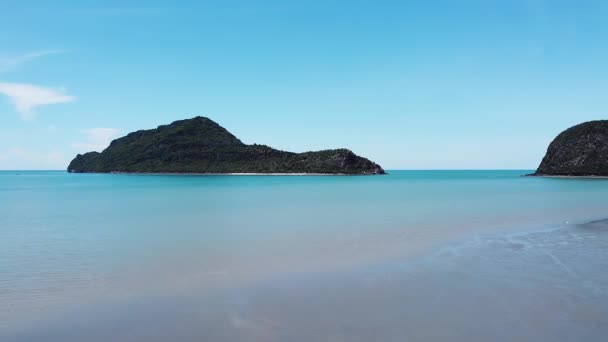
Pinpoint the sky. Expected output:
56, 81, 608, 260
1, 0, 607, 170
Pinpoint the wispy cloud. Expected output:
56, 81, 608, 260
0, 147, 67, 170
0, 50, 75, 120
72, 128, 121, 152
0, 82, 76, 120
0, 49, 67, 73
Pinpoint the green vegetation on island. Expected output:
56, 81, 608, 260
67, 116, 385, 175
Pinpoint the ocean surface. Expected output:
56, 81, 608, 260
1, 170, 608, 341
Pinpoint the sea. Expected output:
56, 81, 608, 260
1, 170, 607, 341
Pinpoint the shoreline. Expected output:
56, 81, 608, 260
530, 174, 608, 179
69, 171, 387, 176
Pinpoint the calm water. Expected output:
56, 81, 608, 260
2, 170, 608, 341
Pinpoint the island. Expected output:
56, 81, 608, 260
532, 120, 608, 177
67, 116, 385, 175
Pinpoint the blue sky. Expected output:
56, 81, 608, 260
1, 0, 607, 170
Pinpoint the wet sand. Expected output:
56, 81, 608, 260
4, 220, 608, 342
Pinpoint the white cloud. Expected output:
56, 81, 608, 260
0, 82, 76, 120
0, 49, 67, 73
72, 128, 121, 152
0, 147, 68, 170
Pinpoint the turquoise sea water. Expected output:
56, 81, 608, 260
2, 170, 608, 341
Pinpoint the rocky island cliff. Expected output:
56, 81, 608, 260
533, 120, 608, 176
67, 117, 385, 175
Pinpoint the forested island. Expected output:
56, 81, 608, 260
67, 116, 385, 175
533, 120, 608, 176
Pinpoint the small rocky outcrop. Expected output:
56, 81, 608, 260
533, 120, 608, 176
67, 116, 385, 175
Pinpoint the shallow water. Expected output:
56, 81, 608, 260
2, 170, 608, 340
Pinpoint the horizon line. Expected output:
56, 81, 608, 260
0, 168, 537, 172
